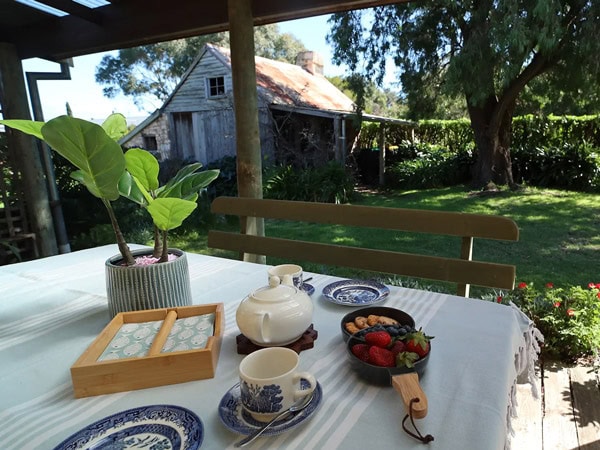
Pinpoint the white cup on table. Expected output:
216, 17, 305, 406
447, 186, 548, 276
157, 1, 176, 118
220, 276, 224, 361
239, 347, 316, 422
267, 264, 303, 288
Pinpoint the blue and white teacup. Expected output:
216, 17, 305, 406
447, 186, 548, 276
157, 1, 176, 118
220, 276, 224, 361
267, 264, 303, 289
239, 347, 316, 422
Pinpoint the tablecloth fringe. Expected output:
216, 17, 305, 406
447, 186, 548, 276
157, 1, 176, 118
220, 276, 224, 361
504, 301, 545, 450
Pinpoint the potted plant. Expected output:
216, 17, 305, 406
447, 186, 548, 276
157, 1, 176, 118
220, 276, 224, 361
0, 113, 219, 316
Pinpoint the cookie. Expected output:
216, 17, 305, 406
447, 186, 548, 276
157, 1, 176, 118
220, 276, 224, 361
367, 314, 380, 326
345, 322, 361, 334
377, 315, 399, 325
354, 316, 369, 329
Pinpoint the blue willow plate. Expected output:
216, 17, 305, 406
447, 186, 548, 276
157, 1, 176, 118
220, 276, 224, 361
219, 379, 322, 436
53, 405, 203, 450
322, 279, 390, 306
301, 283, 315, 296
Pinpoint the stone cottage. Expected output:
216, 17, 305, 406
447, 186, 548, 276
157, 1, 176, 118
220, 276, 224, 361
120, 44, 358, 168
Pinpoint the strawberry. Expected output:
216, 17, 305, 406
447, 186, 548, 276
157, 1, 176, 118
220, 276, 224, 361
389, 340, 406, 356
368, 346, 395, 367
396, 351, 419, 368
351, 344, 370, 362
364, 331, 392, 348
405, 329, 432, 358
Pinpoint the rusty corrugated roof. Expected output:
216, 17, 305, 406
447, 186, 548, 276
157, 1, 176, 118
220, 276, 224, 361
209, 45, 355, 113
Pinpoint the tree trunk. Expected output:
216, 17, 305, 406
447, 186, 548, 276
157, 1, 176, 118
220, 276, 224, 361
468, 97, 517, 189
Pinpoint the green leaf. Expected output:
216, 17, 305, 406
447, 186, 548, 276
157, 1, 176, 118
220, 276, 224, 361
130, 175, 154, 204
159, 163, 204, 196
71, 170, 103, 198
159, 169, 220, 199
101, 113, 129, 140
41, 116, 125, 201
125, 148, 160, 191
0, 119, 45, 140
118, 171, 148, 206
147, 198, 197, 231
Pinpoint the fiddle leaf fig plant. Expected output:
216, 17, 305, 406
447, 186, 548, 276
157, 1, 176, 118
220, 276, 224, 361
0, 113, 219, 265
120, 148, 218, 261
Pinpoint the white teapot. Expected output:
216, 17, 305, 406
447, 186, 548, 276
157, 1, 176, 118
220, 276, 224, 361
236, 275, 313, 346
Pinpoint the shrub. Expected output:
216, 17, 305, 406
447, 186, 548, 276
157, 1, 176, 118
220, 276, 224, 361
205, 156, 239, 198
490, 282, 600, 362
512, 141, 600, 191
264, 162, 355, 203
385, 144, 474, 189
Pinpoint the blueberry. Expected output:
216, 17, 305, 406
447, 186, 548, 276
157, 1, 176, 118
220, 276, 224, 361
387, 326, 399, 337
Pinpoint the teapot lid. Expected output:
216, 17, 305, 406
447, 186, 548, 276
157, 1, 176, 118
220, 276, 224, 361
250, 276, 299, 302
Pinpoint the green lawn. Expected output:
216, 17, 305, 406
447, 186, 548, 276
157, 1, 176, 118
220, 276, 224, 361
170, 186, 600, 298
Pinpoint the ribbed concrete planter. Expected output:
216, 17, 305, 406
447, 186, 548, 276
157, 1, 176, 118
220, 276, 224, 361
105, 248, 192, 317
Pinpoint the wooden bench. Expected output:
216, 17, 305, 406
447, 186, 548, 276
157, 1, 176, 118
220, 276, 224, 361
0, 205, 38, 265
208, 196, 519, 297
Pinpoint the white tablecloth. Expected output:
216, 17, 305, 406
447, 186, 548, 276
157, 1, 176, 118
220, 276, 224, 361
0, 245, 539, 450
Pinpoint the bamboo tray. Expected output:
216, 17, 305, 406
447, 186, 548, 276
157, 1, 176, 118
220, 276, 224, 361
71, 303, 224, 398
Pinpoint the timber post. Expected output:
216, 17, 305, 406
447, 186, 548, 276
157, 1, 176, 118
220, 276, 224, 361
228, 0, 265, 264
378, 122, 386, 186
0, 43, 58, 258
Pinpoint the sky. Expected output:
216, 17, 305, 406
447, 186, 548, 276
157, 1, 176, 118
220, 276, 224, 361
19, 14, 379, 124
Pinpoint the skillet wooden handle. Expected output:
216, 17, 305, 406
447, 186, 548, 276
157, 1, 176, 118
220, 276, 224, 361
392, 372, 428, 419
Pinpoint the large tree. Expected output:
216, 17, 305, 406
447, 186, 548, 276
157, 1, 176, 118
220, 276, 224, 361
328, 1, 600, 188
95, 24, 306, 109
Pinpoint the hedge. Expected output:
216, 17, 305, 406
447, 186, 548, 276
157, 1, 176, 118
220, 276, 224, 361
356, 115, 600, 191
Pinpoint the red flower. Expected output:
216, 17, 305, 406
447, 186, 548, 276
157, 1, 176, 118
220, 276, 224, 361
553, 301, 561, 308
545, 282, 554, 289
517, 282, 527, 289
497, 296, 503, 303
597, 292, 600, 299
588, 282, 597, 289
566, 309, 575, 317
596, 283, 600, 289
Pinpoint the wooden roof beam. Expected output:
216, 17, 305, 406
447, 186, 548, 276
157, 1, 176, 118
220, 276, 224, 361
10, 0, 405, 61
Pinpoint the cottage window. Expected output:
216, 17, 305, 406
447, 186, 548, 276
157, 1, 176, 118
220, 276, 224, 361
143, 135, 157, 151
206, 76, 226, 97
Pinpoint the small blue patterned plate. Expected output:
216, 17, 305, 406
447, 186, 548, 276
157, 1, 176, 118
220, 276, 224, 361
301, 283, 315, 296
219, 379, 322, 436
322, 279, 390, 306
53, 405, 203, 450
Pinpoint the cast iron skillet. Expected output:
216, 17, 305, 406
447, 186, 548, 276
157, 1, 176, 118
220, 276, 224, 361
346, 334, 430, 419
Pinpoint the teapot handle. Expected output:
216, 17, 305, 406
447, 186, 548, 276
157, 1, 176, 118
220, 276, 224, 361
258, 311, 271, 344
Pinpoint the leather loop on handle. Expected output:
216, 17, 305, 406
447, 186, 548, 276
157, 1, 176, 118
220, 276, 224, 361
392, 372, 428, 419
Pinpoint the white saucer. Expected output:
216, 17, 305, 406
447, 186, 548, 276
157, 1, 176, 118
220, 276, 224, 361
218, 379, 322, 436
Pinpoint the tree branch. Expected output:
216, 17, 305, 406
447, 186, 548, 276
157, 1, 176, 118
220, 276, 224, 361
491, 0, 586, 134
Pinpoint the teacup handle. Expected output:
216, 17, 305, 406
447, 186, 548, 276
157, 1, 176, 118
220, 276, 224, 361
281, 274, 294, 286
292, 372, 316, 400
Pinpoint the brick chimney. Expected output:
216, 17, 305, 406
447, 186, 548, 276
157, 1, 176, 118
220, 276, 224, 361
295, 51, 324, 75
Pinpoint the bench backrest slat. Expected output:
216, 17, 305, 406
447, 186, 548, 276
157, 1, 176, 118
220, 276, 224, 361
208, 196, 519, 296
